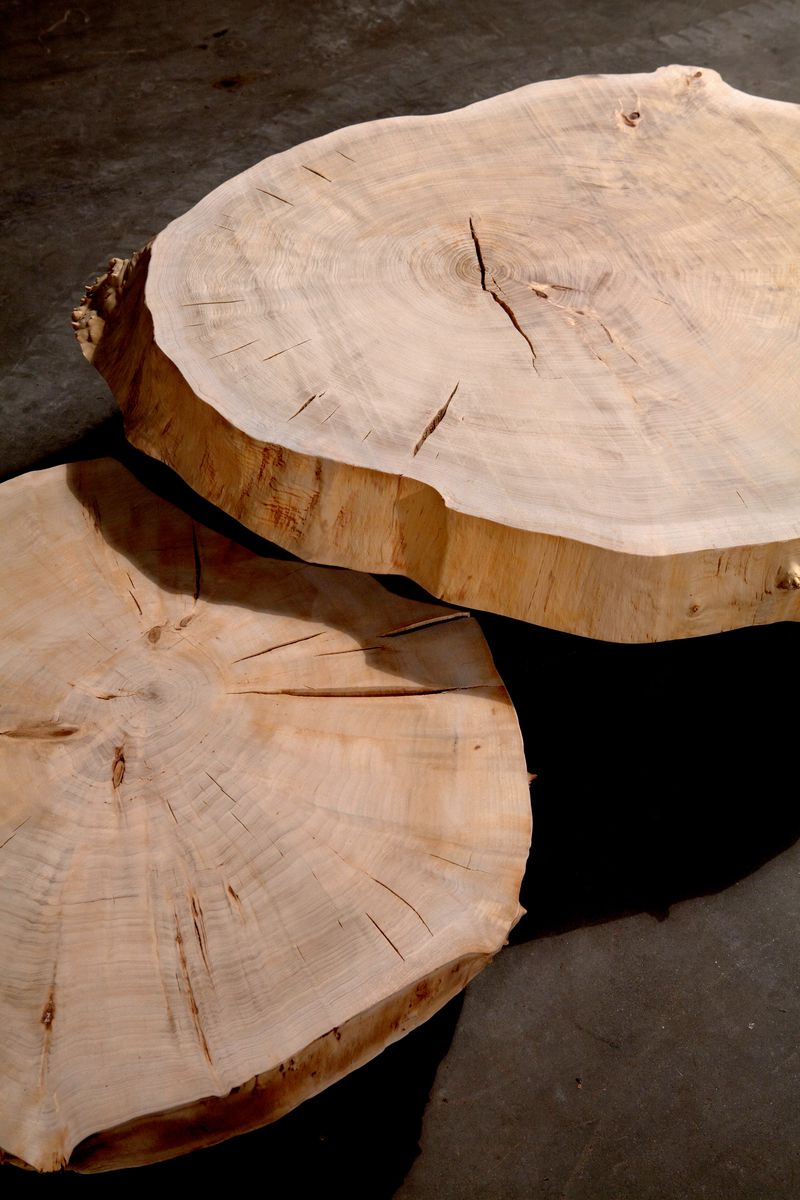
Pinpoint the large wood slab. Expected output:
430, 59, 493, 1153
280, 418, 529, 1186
0, 458, 530, 1172
75, 66, 800, 641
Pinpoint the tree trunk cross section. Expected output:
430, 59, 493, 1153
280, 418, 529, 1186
75, 66, 800, 641
0, 459, 530, 1172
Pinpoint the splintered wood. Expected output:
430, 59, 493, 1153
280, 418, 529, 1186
0, 459, 530, 1172
75, 65, 800, 642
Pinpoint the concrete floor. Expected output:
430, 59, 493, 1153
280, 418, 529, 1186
2, 0, 800, 1195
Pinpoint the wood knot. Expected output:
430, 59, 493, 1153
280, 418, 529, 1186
112, 746, 126, 788
777, 567, 800, 591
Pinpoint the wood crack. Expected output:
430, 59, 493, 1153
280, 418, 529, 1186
228, 683, 494, 698
232, 631, 323, 663
191, 522, 202, 602
288, 393, 319, 420
39, 989, 56, 1086
469, 218, 538, 371
126, 573, 142, 617
175, 917, 214, 1064
209, 339, 259, 359
0, 816, 31, 849
0, 722, 79, 740
191, 894, 211, 973
263, 339, 310, 361
324, 842, 433, 934
428, 851, 490, 873
302, 165, 332, 182
413, 382, 459, 456
378, 611, 469, 638
179, 298, 243, 307
315, 645, 383, 657
205, 771, 238, 805
254, 187, 294, 205
366, 913, 405, 960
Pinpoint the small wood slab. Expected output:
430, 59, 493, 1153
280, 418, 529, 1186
74, 66, 800, 641
0, 458, 530, 1172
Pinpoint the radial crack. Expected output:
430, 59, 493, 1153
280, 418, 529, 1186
205, 771, 238, 805
232, 631, 323, 663
179, 298, 243, 307
0, 817, 31, 849
191, 523, 202, 602
468, 216, 487, 288
288, 393, 318, 420
175, 919, 214, 1064
1, 722, 79, 740
469, 218, 537, 371
262, 339, 310, 362
366, 913, 405, 960
412, 382, 459, 456
487, 283, 538, 370
324, 842, 433, 934
254, 187, 294, 205
228, 683, 493, 698
371, 876, 433, 934
302, 165, 331, 182
209, 338, 259, 359
378, 611, 469, 638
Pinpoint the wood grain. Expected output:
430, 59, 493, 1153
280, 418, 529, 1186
75, 65, 800, 641
0, 458, 530, 1172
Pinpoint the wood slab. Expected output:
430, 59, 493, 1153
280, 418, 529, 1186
0, 458, 530, 1172
75, 66, 800, 641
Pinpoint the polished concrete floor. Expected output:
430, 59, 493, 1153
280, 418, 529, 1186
2, 1, 800, 1195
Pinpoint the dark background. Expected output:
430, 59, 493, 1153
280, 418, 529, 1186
2, 1, 800, 1196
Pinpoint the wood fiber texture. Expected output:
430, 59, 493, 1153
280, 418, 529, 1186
0, 458, 530, 1172
75, 66, 800, 641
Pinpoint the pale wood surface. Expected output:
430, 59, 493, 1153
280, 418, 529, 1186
75, 65, 800, 641
0, 458, 530, 1172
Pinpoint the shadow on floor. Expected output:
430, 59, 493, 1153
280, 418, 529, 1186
1, 413, 127, 486
476, 611, 800, 940
82, 443, 800, 938
4, 993, 462, 1196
